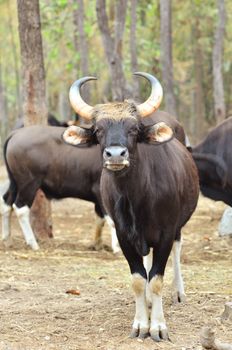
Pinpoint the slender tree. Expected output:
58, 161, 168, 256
17, 0, 52, 239
17, 0, 47, 125
0, 62, 8, 155
73, 0, 89, 101
192, 17, 206, 140
96, 0, 128, 101
212, 0, 226, 123
130, 0, 139, 101
160, 0, 177, 116
6, 0, 21, 118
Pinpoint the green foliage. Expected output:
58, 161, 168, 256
1, 0, 232, 136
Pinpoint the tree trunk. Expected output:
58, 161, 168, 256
160, 0, 177, 116
17, 0, 52, 240
96, 0, 128, 101
72, 0, 90, 101
212, 0, 226, 124
6, 0, 21, 119
0, 63, 8, 156
29, 190, 53, 239
130, 0, 140, 101
17, 0, 48, 126
192, 18, 206, 141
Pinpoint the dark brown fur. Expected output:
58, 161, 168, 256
192, 116, 232, 206
3, 126, 104, 217
3, 111, 188, 247
71, 101, 199, 261
96, 107, 199, 257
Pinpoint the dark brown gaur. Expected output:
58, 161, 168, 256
192, 116, 232, 206
1, 127, 114, 251
1, 108, 187, 253
63, 72, 199, 342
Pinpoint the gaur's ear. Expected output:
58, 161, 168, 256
62, 125, 95, 146
142, 122, 174, 144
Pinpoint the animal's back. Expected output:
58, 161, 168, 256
5, 125, 102, 200
6, 126, 65, 176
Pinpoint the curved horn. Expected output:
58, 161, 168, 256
134, 72, 163, 117
69, 76, 97, 120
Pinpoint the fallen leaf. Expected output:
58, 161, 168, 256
66, 289, 80, 296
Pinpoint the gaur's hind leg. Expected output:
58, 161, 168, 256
171, 238, 186, 303
93, 215, 105, 250
1, 183, 17, 242
105, 215, 120, 253
89, 202, 106, 251
1, 194, 13, 241
143, 250, 153, 306
13, 185, 40, 250
92, 202, 120, 253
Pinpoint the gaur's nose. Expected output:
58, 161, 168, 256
103, 146, 129, 160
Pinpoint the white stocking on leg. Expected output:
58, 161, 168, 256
0, 197, 12, 241
130, 273, 149, 339
172, 240, 186, 303
13, 204, 39, 250
143, 250, 153, 306
105, 215, 120, 253
149, 275, 169, 341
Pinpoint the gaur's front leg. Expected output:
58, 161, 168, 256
148, 236, 173, 341
117, 236, 149, 339
13, 204, 39, 250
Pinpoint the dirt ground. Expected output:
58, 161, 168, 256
0, 166, 231, 350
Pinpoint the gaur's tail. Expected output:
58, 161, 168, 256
192, 152, 228, 187
2, 136, 17, 205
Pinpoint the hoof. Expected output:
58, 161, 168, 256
2, 239, 13, 248
130, 328, 138, 338
112, 246, 121, 254
172, 291, 186, 303
88, 243, 112, 252
150, 328, 169, 342
28, 242, 40, 250
130, 327, 149, 339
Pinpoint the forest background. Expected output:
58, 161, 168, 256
0, 0, 231, 151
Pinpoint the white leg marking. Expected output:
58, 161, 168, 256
111, 226, 120, 254
172, 240, 186, 303
131, 273, 149, 338
105, 215, 120, 253
94, 216, 105, 249
143, 250, 153, 305
218, 206, 232, 236
13, 204, 39, 250
149, 275, 168, 341
0, 196, 12, 241
143, 249, 153, 275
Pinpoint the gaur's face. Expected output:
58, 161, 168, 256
64, 74, 169, 172
95, 117, 139, 172
63, 101, 174, 173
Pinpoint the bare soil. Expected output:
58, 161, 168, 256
0, 165, 231, 350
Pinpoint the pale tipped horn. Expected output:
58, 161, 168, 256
134, 72, 163, 117
69, 76, 97, 120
